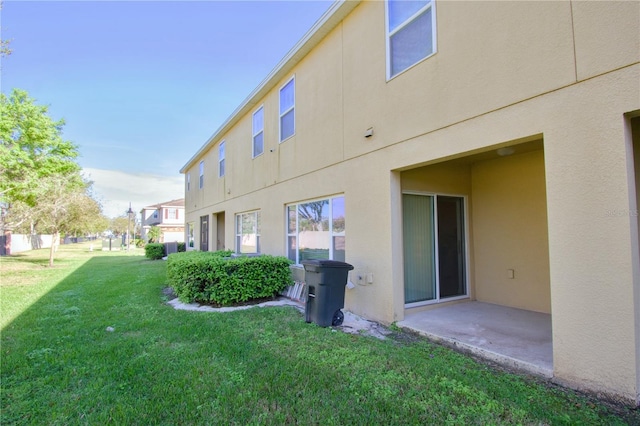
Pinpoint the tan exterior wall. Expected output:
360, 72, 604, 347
472, 150, 550, 314
182, 0, 640, 404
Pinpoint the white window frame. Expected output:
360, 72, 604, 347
286, 195, 345, 265
235, 210, 261, 254
167, 208, 178, 220
199, 161, 204, 189
187, 222, 195, 249
252, 106, 264, 158
279, 77, 295, 142
186, 173, 191, 192
385, 0, 437, 80
219, 141, 225, 178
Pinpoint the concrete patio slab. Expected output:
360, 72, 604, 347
397, 301, 553, 378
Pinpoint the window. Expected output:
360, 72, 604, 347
252, 107, 264, 158
287, 196, 345, 264
187, 222, 195, 248
219, 142, 225, 177
153, 211, 158, 219
199, 161, 204, 188
386, 0, 436, 79
186, 173, 191, 192
166, 208, 178, 220
279, 77, 295, 141
236, 211, 261, 254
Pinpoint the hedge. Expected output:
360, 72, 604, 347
145, 242, 188, 259
145, 243, 165, 260
166, 251, 293, 306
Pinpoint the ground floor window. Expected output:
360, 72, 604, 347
235, 210, 261, 254
287, 195, 345, 264
187, 222, 195, 248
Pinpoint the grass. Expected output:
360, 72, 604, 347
1, 243, 638, 425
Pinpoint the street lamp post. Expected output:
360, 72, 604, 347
127, 203, 134, 252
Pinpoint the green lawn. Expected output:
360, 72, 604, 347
1, 243, 637, 425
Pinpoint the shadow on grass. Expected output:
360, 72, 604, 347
1, 253, 171, 423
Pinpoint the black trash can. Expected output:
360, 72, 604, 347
302, 260, 354, 327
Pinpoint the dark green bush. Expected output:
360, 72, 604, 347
177, 242, 186, 252
145, 243, 165, 260
167, 251, 293, 306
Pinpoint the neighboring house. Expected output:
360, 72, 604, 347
180, 1, 640, 405
140, 199, 185, 243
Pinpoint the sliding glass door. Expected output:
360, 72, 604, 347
403, 193, 467, 305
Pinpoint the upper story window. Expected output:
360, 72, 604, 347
386, 0, 436, 79
166, 208, 178, 220
186, 173, 191, 192
219, 142, 225, 177
279, 77, 295, 142
252, 107, 264, 158
199, 161, 204, 188
153, 211, 158, 219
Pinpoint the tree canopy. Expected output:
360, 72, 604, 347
0, 89, 81, 207
0, 89, 107, 265
0, 3, 11, 58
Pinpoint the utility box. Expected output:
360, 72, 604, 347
302, 260, 354, 327
165, 242, 178, 255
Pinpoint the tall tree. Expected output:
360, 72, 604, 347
0, 89, 80, 209
0, 88, 103, 265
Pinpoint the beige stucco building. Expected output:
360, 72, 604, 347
181, 0, 640, 405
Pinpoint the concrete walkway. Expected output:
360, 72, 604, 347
167, 297, 391, 340
398, 301, 553, 377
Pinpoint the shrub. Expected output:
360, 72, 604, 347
145, 243, 165, 260
167, 251, 293, 306
177, 242, 186, 252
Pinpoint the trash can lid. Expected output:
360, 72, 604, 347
301, 260, 354, 270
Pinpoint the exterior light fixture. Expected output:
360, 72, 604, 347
496, 147, 515, 156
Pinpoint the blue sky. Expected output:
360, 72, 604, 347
1, 0, 333, 217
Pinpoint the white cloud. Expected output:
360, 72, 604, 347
83, 168, 184, 218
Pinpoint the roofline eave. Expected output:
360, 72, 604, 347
179, 0, 360, 174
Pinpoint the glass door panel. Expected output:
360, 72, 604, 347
437, 196, 466, 298
403, 194, 436, 303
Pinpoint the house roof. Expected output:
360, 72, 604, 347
141, 198, 185, 211
179, 0, 360, 174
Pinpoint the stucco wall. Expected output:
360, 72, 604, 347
472, 149, 550, 313
182, 0, 640, 403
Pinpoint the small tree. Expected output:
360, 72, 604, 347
148, 226, 161, 243
109, 216, 130, 237
30, 175, 87, 266
64, 191, 108, 237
